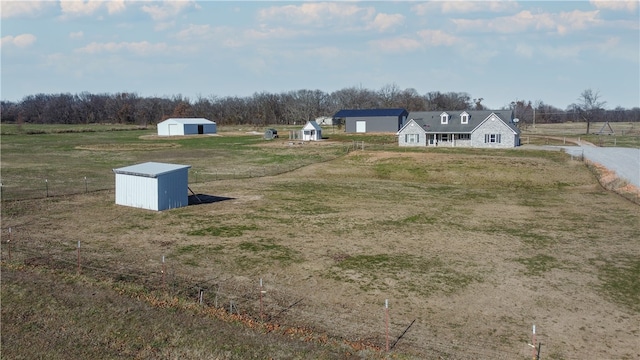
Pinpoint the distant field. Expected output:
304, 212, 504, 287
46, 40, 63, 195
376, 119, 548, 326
1, 123, 639, 359
521, 121, 640, 147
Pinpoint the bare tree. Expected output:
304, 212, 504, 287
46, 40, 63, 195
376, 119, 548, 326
577, 89, 606, 134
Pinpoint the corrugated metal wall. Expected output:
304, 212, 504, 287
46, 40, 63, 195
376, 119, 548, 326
156, 169, 189, 210
115, 168, 189, 211
115, 175, 158, 210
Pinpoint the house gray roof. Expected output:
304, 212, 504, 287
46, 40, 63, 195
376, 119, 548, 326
160, 118, 215, 125
333, 108, 408, 118
405, 110, 519, 134
113, 162, 191, 178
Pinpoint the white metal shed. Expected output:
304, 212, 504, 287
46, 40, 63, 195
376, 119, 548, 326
157, 118, 217, 136
302, 120, 322, 141
113, 162, 191, 211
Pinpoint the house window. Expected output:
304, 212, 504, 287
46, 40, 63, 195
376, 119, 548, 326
405, 134, 419, 143
460, 112, 469, 124
484, 134, 502, 143
440, 112, 449, 124
458, 134, 470, 140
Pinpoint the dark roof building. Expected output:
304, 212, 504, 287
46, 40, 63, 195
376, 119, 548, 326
333, 108, 408, 133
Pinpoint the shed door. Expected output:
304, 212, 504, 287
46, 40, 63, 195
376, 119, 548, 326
198, 125, 204, 134
356, 121, 366, 133
168, 124, 177, 135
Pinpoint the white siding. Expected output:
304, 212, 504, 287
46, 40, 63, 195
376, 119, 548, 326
114, 164, 190, 211
115, 174, 158, 210
301, 121, 322, 141
157, 118, 217, 136
169, 123, 181, 135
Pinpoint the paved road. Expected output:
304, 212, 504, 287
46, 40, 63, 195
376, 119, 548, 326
561, 145, 640, 188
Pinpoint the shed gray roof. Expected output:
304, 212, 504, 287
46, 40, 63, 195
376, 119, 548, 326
113, 162, 191, 178
405, 110, 518, 134
160, 118, 215, 125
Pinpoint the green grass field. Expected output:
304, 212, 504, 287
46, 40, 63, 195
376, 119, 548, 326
1, 122, 639, 359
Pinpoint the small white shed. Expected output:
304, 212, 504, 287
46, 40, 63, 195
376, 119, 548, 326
157, 118, 217, 136
113, 162, 191, 211
302, 120, 322, 141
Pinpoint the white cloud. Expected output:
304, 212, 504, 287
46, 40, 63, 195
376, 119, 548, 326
590, 0, 638, 12
417, 29, 459, 46
257, 2, 373, 27
141, 1, 199, 22
452, 10, 602, 35
70, 31, 84, 39
370, 37, 422, 52
106, 0, 126, 14
442, 1, 519, 14
412, 1, 518, 16
76, 41, 169, 56
1, 1, 54, 19
244, 27, 301, 41
60, 0, 104, 17
175, 24, 212, 40
368, 13, 404, 32
369, 29, 459, 53
1, 34, 37, 48
173, 24, 250, 48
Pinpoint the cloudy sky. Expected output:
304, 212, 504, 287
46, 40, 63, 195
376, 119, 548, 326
1, 1, 638, 110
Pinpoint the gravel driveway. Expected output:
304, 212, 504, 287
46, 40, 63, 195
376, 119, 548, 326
561, 145, 640, 188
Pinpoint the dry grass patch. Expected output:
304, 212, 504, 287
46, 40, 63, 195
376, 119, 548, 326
76, 143, 181, 151
2, 147, 639, 359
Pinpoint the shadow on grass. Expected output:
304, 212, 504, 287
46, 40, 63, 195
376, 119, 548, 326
188, 194, 235, 206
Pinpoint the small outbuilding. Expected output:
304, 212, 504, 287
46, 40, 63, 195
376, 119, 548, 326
302, 120, 322, 141
157, 118, 217, 136
113, 162, 191, 211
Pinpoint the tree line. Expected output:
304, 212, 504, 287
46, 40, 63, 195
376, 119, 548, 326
1, 85, 638, 127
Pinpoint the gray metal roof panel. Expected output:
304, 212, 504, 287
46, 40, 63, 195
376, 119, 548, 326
333, 108, 408, 118
113, 162, 191, 178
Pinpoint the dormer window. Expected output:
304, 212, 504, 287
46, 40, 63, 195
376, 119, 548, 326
440, 112, 449, 124
460, 112, 469, 124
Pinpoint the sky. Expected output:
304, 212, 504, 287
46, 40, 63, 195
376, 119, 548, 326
1, 1, 639, 110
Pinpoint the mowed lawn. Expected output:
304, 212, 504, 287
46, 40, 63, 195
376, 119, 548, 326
1, 125, 639, 359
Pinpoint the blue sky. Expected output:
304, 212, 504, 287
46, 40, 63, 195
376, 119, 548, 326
1, 1, 639, 110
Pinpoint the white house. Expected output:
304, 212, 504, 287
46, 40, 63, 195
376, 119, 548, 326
157, 118, 217, 136
397, 110, 520, 148
113, 162, 191, 211
302, 120, 322, 141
